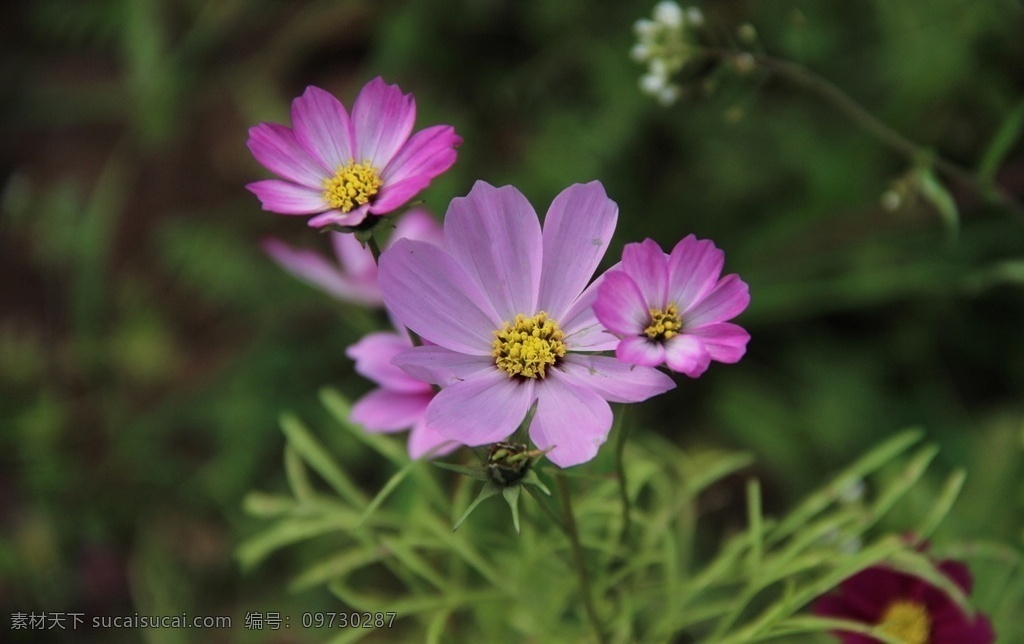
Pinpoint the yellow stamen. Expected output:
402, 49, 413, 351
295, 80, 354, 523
492, 312, 567, 379
878, 599, 931, 644
644, 303, 682, 340
322, 160, 382, 212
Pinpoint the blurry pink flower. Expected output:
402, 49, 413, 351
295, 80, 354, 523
346, 329, 457, 459
593, 236, 750, 377
813, 558, 995, 643
378, 181, 675, 468
246, 78, 461, 228
262, 209, 443, 307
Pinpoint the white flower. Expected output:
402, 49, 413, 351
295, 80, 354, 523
633, 18, 657, 38
685, 6, 704, 28
653, 1, 684, 28
640, 73, 667, 95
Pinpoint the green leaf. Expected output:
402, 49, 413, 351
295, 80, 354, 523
356, 459, 417, 528
916, 468, 966, 540
978, 99, 1024, 186
772, 429, 922, 543
279, 412, 367, 508
236, 513, 360, 570
284, 445, 315, 502
320, 388, 408, 466
917, 167, 959, 239
288, 546, 383, 592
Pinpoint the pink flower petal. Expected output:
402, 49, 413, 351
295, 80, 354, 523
247, 123, 325, 187
538, 182, 618, 320
559, 274, 619, 351
937, 560, 973, 595
391, 208, 444, 247
381, 125, 462, 185
622, 239, 669, 308
667, 235, 726, 310
559, 354, 675, 403
291, 86, 353, 171
351, 389, 433, 432
426, 370, 535, 446
529, 373, 613, 467
664, 334, 712, 377
262, 238, 381, 306
351, 78, 416, 168
593, 270, 650, 336
689, 322, 749, 364
346, 332, 430, 393
683, 273, 750, 327
391, 345, 494, 386
444, 182, 542, 320
246, 180, 327, 214
308, 205, 370, 228
331, 232, 377, 284
408, 418, 459, 459
616, 336, 667, 367
378, 239, 502, 355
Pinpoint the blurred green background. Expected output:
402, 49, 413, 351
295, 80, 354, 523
2, 0, 1023, 641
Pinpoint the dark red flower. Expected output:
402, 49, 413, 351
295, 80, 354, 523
813, 559, 994, 643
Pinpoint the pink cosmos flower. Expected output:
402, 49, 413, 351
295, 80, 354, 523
346, 329, 456, 459
593, 236, 750, 377
246, 78, 462, 228
377, 181, 676, 468
262, 208, 443, 307
813, 559, 995, 643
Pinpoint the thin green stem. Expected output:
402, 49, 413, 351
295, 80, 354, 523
556, 473, 607, 644
704, 48, 1024, 218
525, 483, 566, 532
613, 406, 633, 546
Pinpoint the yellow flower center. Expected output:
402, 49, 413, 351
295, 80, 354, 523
878, 599, 931, 644
644, 303, 682, 341
492, 312, 567, 379
322, 160, 383, 212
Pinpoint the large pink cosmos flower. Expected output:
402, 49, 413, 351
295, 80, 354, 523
813, 559, 995, 643
346, 329, 456, 459
593, 236, 750, 377
246, 78, 461, 228
377, 181, 676, 468
262, 208, 443, 307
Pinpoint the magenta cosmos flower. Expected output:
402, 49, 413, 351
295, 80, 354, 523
262, 208, 443, 307
377, 181, 675, 468
246, 78, 461, 228
593, 236, 750, 377
346, 329, 456, 459
813, 560, 995, 644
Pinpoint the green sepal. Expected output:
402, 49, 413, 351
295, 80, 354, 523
520, 469, 551, 496
502, 485, 522, 534
452, 482, 502, 532
432, 460, 490, 481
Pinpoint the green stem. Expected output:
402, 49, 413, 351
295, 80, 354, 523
556, 473, 607, 644
613, 406, 633, 546
704, 49, 1024, 218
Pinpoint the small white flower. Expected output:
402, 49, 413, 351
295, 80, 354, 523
685, 6, 705, 28
649, 58, 669, 78
881, 189, 902, 212
640, 73, 667, 95
656, 84, 681, 106
653, 1, 684, 28
633, 18, 657, 38
631, 43, 652, 63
